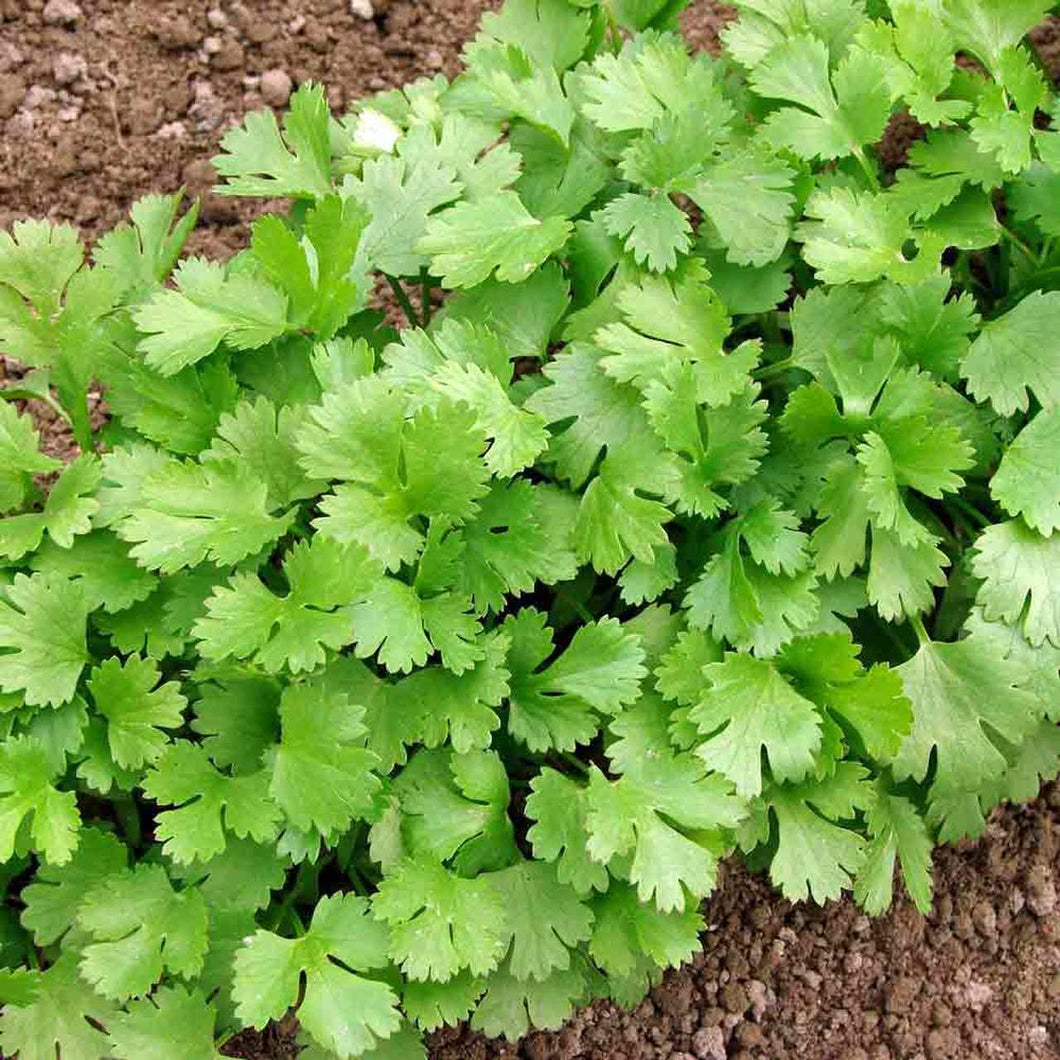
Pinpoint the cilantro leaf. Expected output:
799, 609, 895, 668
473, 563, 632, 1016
0, 453, 100, 561
0, 953, 115, 1060
213, 82, 332, 199
854, 788, 933, 915
0, 736, 81, 865
78, 863, 209, 999
87, 654, 185, 770
991, 407, 1060, 535
971, 519, 1060, 648
193, 537, 378, 674
761, 762, 873, 903
525, 768, 611, 895
752, 36, 891, 162
420, 192, 572, 289
232, 893, 400, 1058
584, 753, 745, 912
0, 402, 60, 512
488, 860, 593, 981
961, 290, 1060, 415
690, 653, 822, 798
143, 743, 281, 864
265, 681, 381, 835
20, 827, 126, 946
470, 957, 586, 1040
892, 631, 1044, 795
372, 858, 508, 981
0, 572, 89, 707
504, 609, 646, 752
133, 258, 288, 376
113, 459, 295, 574
107, 986, 222, 1060
30, 532, 157, 613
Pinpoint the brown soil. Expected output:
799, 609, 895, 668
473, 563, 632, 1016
3, 2, 1060, 1059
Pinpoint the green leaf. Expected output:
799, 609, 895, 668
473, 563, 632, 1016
470, 957, 586, 1040
265, 681, 381, 835
344, 154, 462, 277
0, 736, 80, 864
797, 188, 944, 286
753, 36, 891, 161
194, 536, 379, 674
0, 402, 60, 513
476, 0, 591, 71
300, 382, 490, 570
584, 753, 744, 912
20, 827, 126, 946
941, 0, 1052, 75
685, 148, 795, 267
488, 860, 593, 982
372, 858, 508, 981
233, 893, 400, 1059
599, 192, 692, 274
962, 290, 1060, 415
762, 762, 872, 903
525, 768, 611, 895
133, 258, 288, 376
420, 191, 572, 289
971, 519, 1060, 648
78, 863, 209, 999
108, 986, 222, 1060
87, 654, 186, 770
991, 407, 1060, 535
402, 972, 485, 1031
202, 396, 324, 510
690, 653, 822, 798
892, 633, 1044, 793
213, 82, 332, 198
0, 453, 100, 561
143, 743, 281, 864
0, 572, 89, 707
853, 789, 933, 915
113, 458, 295, 574
30, 531, 157, 613
504, 609, 646, 752
0, 953, 115, 1060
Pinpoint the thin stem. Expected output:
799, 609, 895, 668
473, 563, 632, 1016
559, 751, 590, 776
998, 222, 1038, 266
910, 614, 931, 647
752, 356, 794, 382
852, 148, 881, 193
385, 274, 420, 328
949, 493, 992, 530
420, 267, 433, 326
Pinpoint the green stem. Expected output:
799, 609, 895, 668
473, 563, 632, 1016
557, 591, 595, 625
998, 222, 1038, 266
852, 148, 881, 193
949, 493, 992, 530
752, 356, 794, 382
420, 268, 432, 326
910, 614, 931, 647
559, 751, 590, 776
385, 274, 420, 328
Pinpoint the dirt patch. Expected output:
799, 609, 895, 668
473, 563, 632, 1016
4, 3, 1060, 1060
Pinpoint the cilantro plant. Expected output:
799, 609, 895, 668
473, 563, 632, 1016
1, 0, 1060, 1055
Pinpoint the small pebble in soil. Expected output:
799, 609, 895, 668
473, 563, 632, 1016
260, 68, 292, 106
52, 51, 85, 86
42, 0, 81, 26
350, 0, 374, 18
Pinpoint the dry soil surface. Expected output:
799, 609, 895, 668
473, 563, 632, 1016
2, 2, 1060, 1059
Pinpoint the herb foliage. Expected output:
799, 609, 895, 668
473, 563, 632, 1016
1, 0, 1059, 1055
